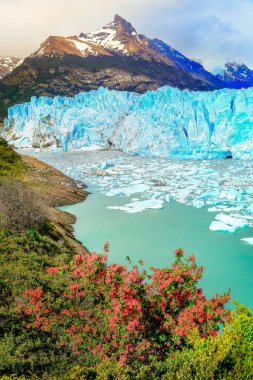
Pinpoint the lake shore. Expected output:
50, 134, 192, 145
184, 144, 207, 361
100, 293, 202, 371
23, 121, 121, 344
19, 152, 90, 254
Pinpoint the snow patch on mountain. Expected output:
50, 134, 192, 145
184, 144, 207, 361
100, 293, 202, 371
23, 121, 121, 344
0, 57, 23, 79
80, 23, 127, 53
216, 61, 253, 89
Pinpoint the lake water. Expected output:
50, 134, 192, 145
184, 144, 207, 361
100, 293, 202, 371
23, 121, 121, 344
61, 186, 253, 311
19, 149, 253, 310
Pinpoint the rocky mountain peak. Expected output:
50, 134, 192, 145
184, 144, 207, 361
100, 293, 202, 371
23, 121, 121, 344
113, 14, 136, 34
78, 15, 173, 63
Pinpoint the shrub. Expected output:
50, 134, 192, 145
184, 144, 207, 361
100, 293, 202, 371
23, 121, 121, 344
0, 226, 78, 378
0, 179, 48, 232
19, 249, 231, 366
53, 305, 253, 379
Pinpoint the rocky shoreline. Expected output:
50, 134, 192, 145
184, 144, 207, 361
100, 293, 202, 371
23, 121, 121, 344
20, 153, 89, 254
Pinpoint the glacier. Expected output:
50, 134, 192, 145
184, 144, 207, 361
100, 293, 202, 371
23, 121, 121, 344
4, 86, 253, 159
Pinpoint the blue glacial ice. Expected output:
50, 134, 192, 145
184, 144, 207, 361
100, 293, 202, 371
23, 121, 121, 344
4, 86, 253, 159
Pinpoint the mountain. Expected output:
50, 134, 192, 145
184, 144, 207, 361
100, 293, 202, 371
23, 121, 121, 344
0, 15, 228, 121
4, 86, 253, 160
0, 57, 22, 80
216, 61, 253, 89
151, 39, 225, 89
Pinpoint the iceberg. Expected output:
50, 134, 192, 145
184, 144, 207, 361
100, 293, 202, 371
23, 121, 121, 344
209, 213, 248, 232
247, 204, 253, 213
107, 199, 164, 213
209, 221, 237, 232
4, 86, 253, 159
106, 184, 150, 196
101, 160, 111, 170
241, 237, 253, 244
215, 213, 248, 228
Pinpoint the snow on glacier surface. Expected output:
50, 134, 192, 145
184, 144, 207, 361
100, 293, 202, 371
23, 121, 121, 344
5, 86, 253, 159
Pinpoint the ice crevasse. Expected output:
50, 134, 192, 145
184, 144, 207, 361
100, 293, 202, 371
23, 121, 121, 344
4, 86, 253, 159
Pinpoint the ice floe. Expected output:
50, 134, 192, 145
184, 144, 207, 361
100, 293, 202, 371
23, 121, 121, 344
106, 184, 150, 196
108, 199, 164, 213
241, 237, 253, 244
209, 221, 237, 233
215, 214, 248, 228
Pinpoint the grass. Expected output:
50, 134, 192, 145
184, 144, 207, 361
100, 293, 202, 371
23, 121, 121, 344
0, 138, 27, 177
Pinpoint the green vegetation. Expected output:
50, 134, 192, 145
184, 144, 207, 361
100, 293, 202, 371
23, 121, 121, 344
0, 140, 252, 379
0, 138, 26, 177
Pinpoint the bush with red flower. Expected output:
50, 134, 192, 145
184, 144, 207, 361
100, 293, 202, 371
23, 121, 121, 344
18, 248, 230, 365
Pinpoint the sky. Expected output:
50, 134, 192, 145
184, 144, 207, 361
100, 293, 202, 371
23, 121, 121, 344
1, 0, 253, 71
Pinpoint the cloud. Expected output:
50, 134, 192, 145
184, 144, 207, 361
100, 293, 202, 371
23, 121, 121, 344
1, 0, 253, 70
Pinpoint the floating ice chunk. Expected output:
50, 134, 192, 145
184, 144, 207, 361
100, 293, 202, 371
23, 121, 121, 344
226, 189, 242, 201
208, 206, 221, 212
221, 206, 243, 212
199, 190, 220, 199
124, 208, 144, 213
192, 199, 205, 208
247, 204, 253, 213
219, 191, 227, 199
229, 213, 253, 221
101, 160, 111, 170
165, 193, 171, 203
218, 189, 242, 201
131, 198, 140, 201
215, 213, 248, 228
107, 184, 150, 196
241, 237, 253, 244
208, 206, 242, 213
107, 205, 140, 213
209, 221, 237, 232
150, 192, 164, 199
125, 199, 164, 210
107, 199, 164, 213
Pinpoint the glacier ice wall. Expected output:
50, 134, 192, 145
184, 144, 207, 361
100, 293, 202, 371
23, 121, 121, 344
4, 86, 253, 159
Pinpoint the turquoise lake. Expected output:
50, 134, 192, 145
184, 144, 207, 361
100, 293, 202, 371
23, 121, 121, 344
61, 186, 253, 311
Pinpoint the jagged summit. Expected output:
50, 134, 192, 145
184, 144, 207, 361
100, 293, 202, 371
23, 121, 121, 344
78, 15, 172, 63
80, 15, 136, 39
112, 14, 136, 33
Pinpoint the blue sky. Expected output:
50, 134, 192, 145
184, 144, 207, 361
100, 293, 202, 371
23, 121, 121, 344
1, 0, 253, 71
